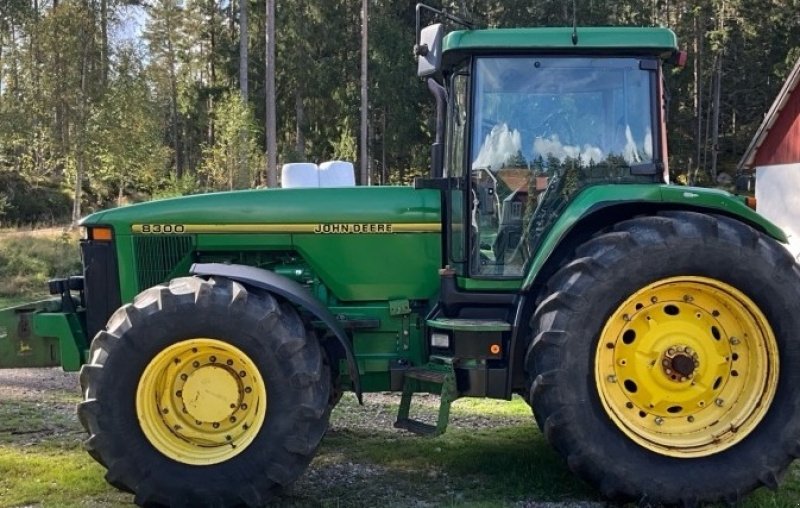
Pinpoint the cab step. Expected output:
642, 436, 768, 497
393, 361, 458, 437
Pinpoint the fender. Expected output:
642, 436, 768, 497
190, 262, 362, 402
521, 184, 787, 291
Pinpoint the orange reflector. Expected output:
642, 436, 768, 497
90, 227, 113, 241
490, 344, 501, 355
745, 197, 757, 210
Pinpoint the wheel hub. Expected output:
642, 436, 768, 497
661, 345, 698, 382
182, 365, 240, 423
136, 338, 268, 465
594, 277, 778, 458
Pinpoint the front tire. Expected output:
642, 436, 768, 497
527, 211, 800, 504
78, 276, 330, 507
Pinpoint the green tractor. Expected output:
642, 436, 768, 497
3, 6, 800, 506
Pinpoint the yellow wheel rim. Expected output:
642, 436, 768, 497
136, 338, 267, 465
595, 276, 778, 458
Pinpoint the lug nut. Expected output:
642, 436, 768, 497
213, 422, 220, 429
192, 361, 200, 368
239, 371, 246, 378
227, 359, 233, 366
607, 375, 617, 383
715, 398, 725, 407
688, 415, 695, 423
655, 417, 664, 426
730, 337, 740, 345
210, 356, 217, 363
230, 416, 237, 423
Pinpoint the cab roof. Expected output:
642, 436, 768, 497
442, 26, 678, 56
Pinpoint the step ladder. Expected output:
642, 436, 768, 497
394, 357, 458, 436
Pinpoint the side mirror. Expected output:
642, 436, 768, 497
416, 23, 443, 77
735, 174, 755, 193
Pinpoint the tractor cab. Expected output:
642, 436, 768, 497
416, 19, 681, 280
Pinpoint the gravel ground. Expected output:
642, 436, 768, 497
0, 368, 605, 508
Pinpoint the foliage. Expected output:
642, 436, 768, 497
88, 48, 170, 207
1, 0, 799, 224
0, 171, 72, 227
0, 230, 82, 297
330, 117, 358, 162
198, 92, 265, 190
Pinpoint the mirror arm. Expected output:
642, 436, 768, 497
415, 3, 474, 48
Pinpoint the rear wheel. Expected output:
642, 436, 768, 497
78, 276, 330, 507
527, 211, 800, 504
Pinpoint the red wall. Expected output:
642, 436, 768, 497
754, 88, 800, 166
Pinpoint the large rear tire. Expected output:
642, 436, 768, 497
78, 276, 330, 507
527, 211, 800, 504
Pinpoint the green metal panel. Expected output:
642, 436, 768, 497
457, 277, 522, 291
81, 186, 443, 304
521, 184, 788, 290
33, 312, 86, 371
81, 186, 441, 229
443, 27, 678, 54
293, 233, 440, 301
0, 299, 84, 370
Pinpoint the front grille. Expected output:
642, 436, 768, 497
133, 236, 194, 291
81, 239, 122, 341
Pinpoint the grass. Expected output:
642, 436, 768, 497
0, 229, 81, 300
2, 378, 800, 507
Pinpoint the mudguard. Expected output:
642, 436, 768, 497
190, 262, 362, 402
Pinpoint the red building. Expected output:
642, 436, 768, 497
738, 57, 800, 259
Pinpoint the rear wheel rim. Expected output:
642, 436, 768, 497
594, 276, 778, 458
136, 338, 267, 465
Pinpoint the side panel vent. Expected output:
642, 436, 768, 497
133, 236, 194, 291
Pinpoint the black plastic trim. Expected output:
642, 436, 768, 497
190, 262, 362, 402
81, 236, 122, 341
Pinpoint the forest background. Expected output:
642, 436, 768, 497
1, 0, 799, 225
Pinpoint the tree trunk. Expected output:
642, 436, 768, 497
381, 108, 387, 185
265, 0, 277, 186
165, 13, 182, 177
295, 87, 305, 159
101, 0, 108, 86
360, 0, 368, 185
239, 0, 248, 100
692, 12, 703, 184
710, 55, 722, 181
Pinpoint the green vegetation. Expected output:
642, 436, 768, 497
2, 386, 799, 507
0, 231, 81, 300
1, 1, 799, 224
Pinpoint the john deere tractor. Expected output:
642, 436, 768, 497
3, 6, 800, 506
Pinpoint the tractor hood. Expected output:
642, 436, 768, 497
80, 186, 442, 234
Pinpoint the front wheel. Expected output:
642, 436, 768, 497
527, 212, 800, 504
78, 276, 330, 507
